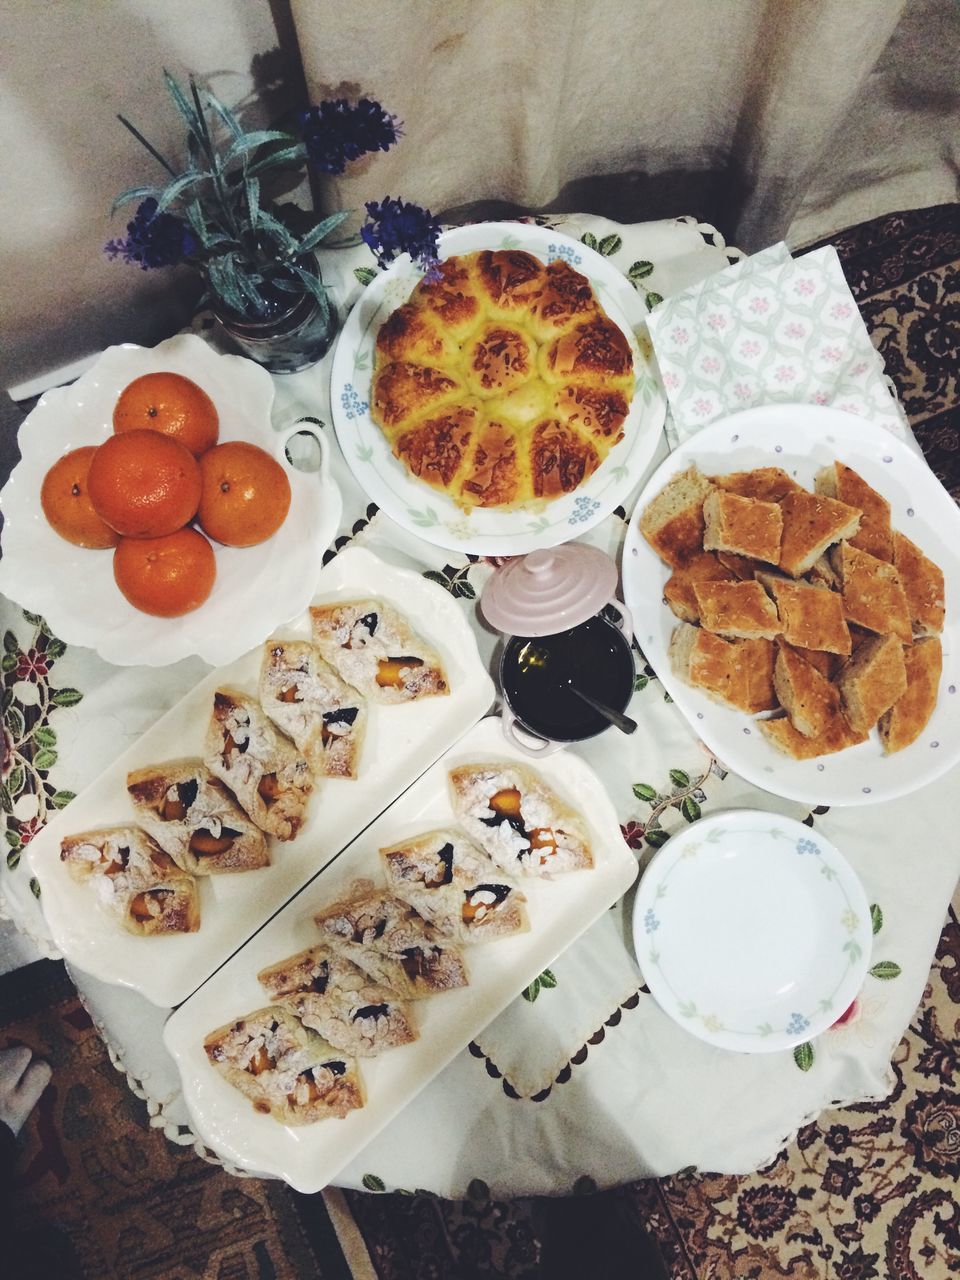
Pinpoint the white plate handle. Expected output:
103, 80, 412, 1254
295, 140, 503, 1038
273, 415, 330, 484
500, 708, 564, 757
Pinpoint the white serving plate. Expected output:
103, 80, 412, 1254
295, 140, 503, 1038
622, 405, 960, 805
631, 810, 871, 1053
0, 333, 342, 667
27, 549, 494, 1006
163, 714, 638, 1191
330, 221, 666, 556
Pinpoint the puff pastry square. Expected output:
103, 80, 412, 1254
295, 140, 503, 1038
448, 763, 594, 876
127, 759, 270, 875
204, 1006, 365, 1124
258, 945, 417, 1058
314, 889, 468, 999
259, 640, 367, 779
60, 825, 200, 935
310, 599, 449, 704
204, 688, 313, 840
380, 827, 528, 943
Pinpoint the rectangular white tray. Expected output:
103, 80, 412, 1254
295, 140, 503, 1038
162, 715, 638, 1192
28, 548, 495, 1006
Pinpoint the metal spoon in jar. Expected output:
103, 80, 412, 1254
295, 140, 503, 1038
563, 679, 638, 735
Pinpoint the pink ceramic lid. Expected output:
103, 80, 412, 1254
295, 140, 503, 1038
480, 545, 619, 636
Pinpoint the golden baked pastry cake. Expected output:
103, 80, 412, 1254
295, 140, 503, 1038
369, 250, 635, 509
259, 640, 367, 779
310, 599, 448, 704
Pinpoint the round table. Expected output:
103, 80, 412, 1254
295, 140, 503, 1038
3, 212, 957, 1198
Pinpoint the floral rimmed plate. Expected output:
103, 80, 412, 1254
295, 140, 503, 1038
631, 810, 871, 1053
621, 405, 960, 806
329, 221, 666, 556
0, 334, 342, 667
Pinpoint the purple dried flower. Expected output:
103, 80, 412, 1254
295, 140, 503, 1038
300, 98, 400, 174
105, 197, 196, 269
361, 197, 441, 276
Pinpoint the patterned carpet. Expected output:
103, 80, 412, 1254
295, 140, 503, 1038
2, 202, 958, 1279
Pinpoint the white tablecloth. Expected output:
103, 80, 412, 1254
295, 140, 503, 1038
3, 213, 958, 1198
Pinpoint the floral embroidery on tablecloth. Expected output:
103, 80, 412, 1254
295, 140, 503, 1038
2, 610, 83, 896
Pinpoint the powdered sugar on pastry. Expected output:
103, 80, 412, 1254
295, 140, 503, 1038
310, 599, 448, 704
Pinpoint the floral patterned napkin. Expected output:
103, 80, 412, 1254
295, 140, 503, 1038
646, 242, 917, 451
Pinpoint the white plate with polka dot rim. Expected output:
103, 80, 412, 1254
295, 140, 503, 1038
621, 404, 960, 806
329, 221, 666, 556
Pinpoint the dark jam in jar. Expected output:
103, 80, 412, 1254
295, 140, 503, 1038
501, 615, 635, 742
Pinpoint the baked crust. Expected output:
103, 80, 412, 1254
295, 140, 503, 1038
259, 640, 366, 779
380, 827, 529, 943
204, 1006, 365, 1124
756, 572, 852, 654
204, 689, 313, 840
639, 465, 715, 568
877, 637, 942, 753
668, 623, 775, 713
448, 763, 593, 876
702, 489, 783, 564
816, 461, 892, 562
830, 542, 912, 641
60, 825, 200, 935
664, 551, 735, 624
758, 711, 868, 760
314, 889, 469, 999
836, 633, 908, 733
369, 250, 633, 510
773, 641, 842, 738
778, 491, 862, 577
891, 530, 945, 636
692, 579, 780, 639
711, 467, 803, 502
310, 599, 448, 704
257, 945, 417, 1058
127, 760, 269, 876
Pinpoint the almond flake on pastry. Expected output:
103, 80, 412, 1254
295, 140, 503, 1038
60, 825, 200, 935
314, 889, 468, 999
448, 763, 593, 876
203, 1005, 365, 1124
204, 689, 313, 840
127, 759, 270, 875
310, 599, 448, 704
259, 639, 367, 779
380, 827, 528, 943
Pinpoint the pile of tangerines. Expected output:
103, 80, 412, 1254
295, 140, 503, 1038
40, 372, 291, 618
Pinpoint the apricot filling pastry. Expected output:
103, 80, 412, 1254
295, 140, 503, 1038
259, 639, 367, 779
203, 1006, 365, 1124
60, 825, 200, 935
448, 763, 594, 876
369, 249, 635, 509
204, 688, 313, 840
257, 944, 417, 1058
310, 598, 448, 705
127, 759, 270, 875
379, 827, 528, 943
314, 889, 469, 999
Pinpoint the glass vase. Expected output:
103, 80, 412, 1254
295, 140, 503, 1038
214, 277, 340, 375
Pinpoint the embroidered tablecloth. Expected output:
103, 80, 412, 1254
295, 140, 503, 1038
2, 214, 958, 1199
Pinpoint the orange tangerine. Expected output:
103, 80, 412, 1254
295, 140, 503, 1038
87, 429, 202, 538
113, 527, 216, 617
40, 446, 120, 549
197, 441, 291, 547
113, 371, 219, 457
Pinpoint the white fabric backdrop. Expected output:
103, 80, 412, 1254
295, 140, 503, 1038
291, 0, 920, 250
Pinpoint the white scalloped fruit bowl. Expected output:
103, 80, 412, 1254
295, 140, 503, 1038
0, 334, 342, 667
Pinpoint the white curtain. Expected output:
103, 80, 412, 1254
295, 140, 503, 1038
291, 0, 910, 251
